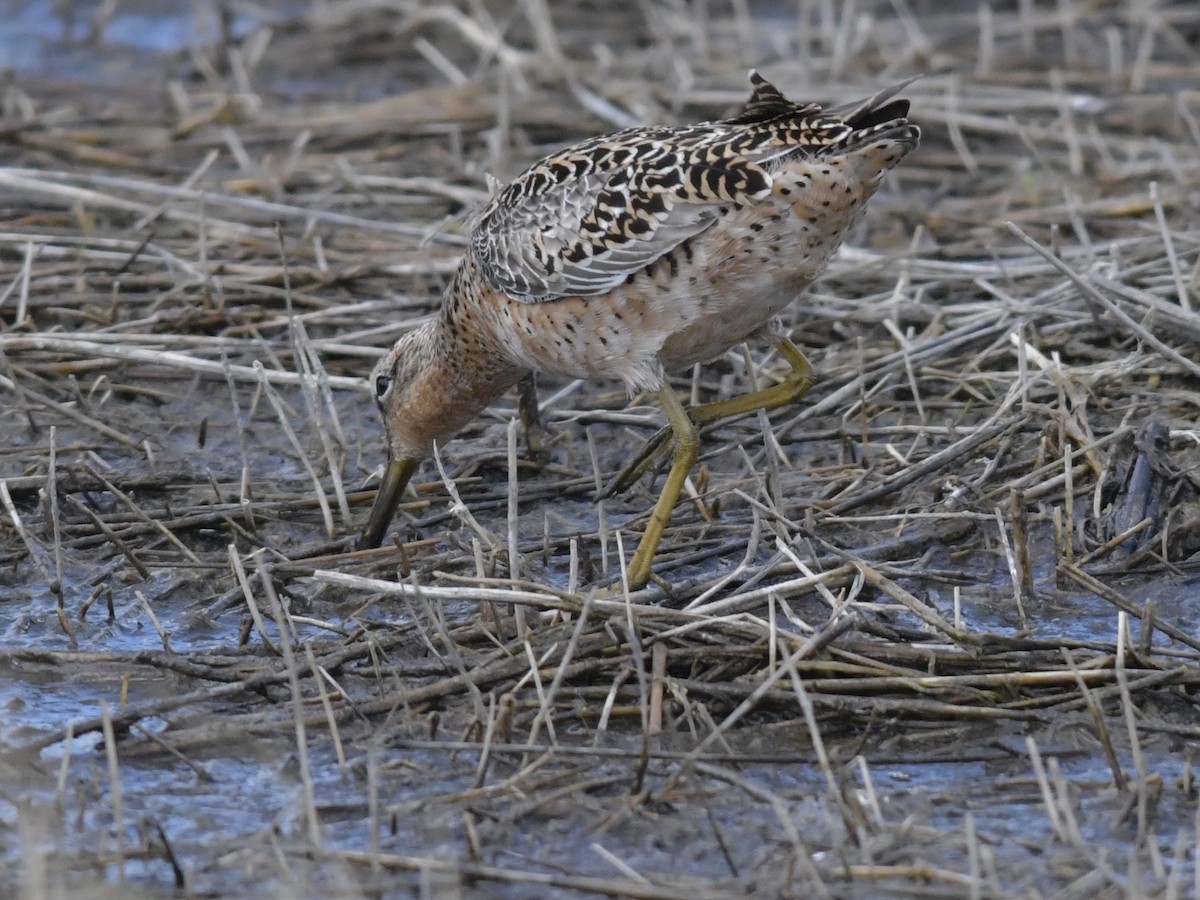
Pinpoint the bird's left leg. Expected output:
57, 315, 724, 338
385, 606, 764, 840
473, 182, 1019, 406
601, 332, 816, 499
683, 333, 816, 425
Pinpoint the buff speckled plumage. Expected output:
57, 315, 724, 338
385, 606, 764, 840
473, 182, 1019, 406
361, 72, 919, 589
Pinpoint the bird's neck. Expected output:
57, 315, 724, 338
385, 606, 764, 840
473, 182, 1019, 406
420, 315, 526, 442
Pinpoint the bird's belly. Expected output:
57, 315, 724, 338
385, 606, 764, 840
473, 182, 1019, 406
480, 180, 872, 391
485, 261, 802, 392
655, 279, 796, 371
657, 199, 849, 370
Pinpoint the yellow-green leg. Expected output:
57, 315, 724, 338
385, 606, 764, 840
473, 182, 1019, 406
686, 334, 815, 425
604, 336, 816, 500
623, 383, 699, 590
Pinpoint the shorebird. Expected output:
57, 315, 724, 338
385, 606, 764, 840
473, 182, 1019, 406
360, 72, 919, 589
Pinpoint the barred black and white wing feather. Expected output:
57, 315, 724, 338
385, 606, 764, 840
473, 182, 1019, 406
470, 128, 772, 301
469, 71, 914, 302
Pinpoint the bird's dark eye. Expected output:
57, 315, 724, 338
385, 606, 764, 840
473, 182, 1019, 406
374, 374, 391, 398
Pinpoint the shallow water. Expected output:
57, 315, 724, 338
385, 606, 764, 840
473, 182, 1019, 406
2, 1, 266, 79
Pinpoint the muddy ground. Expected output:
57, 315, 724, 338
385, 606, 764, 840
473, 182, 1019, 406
1, 1, 1199, 897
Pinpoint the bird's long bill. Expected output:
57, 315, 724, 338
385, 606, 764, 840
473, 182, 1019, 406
359, 457, 419, 549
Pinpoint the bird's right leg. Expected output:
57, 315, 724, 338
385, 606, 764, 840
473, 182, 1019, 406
621, 383, 700, 591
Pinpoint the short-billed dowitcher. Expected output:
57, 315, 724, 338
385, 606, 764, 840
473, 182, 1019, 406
361, 72, 919, 589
